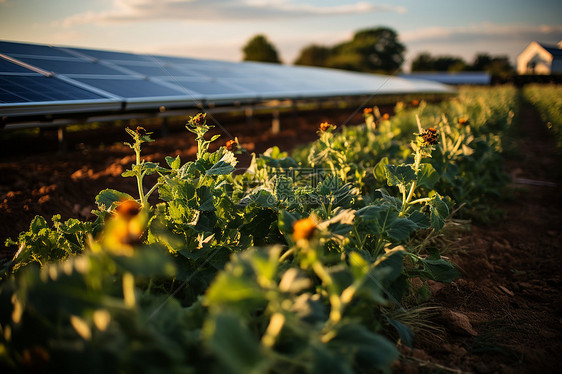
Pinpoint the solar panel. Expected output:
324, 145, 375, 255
0, 40, 455, 122
16, 56, 129, 76
0, 58, 36, 74
160, 77, 253, 97
0, 41, 74, 58
0, 75, 108, 103
73, 77, 190, 98
66, 47, 152, 62
110, 62, 198, 77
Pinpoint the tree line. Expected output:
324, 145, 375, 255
242, 27, 514, 76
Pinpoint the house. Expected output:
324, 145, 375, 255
517, 41, 562, 75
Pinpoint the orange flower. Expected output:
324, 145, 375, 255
382, 113, 390, 120
225, 139, 238, 152
108, 199, 144, 250
319, 122, 334, 132
115, 199, 141, 220
363, 107, 373, 114
135, 126, 147, 137
412, 99, 419, 106
191, 113, 207, 126
458, 118, 468, 125
292, 218, 317, 241
421, 128, 439, 145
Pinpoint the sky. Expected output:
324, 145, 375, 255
1, 0, 561, 71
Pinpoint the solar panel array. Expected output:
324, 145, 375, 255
1, 40, 454, 119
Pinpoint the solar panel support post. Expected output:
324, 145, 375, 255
290, 99, 298, 124
271, 110, 280, 135
245, 105, 253, 126
161, 117, 169, 138
57, 126, 67, 154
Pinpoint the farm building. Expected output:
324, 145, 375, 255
517, 41, 562, 75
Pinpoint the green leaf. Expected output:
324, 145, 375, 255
387, 318, 414, 348
385, 164, 416, 187
206, 161, 235, 176
429, 193, 449, 231
416, 163, 439, 189
311, 345, 353, 374
373, 157, 389, 182
195, 211, 218, 232
165, 155, 181, 169
420, 257, 461, 283
30, 215, 48, 234
203, 312, 268, 374
95, 189, 134, 211
112, 246, 175, 277
241, 189, 278, 209
327, 222, 353, 237
387, 218, 417, 241
142, 161, 162, 175
327, 323, 399, 371
121, 169, 136, 178
408, 210, 430, 229
374, 249, 405, 283
197, 186, 215, 212
278, 210, 298, 235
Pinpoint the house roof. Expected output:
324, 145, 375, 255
538, 43, 562, 57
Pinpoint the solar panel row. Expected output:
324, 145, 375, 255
0, 40, 454, 118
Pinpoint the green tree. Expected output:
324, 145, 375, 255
411, 52, 435, 71
328, 27, 405, 73
411, 53, 466, 72
242, 34, 281, 63
293, 44, 331, 67
471, 53, 513, 77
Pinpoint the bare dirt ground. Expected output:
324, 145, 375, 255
1, 101, 561, 373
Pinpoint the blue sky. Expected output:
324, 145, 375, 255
1, 0, 561, 70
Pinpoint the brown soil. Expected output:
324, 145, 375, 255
1, 100, 561, 373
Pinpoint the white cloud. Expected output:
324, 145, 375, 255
401, 23, 562, 44
61, 0, 407, 26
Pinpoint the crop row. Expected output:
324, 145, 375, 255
0, 86, 518, 373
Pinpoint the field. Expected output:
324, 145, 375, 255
0, 86, 561, 373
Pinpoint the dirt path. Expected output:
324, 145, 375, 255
398, 98, 562, 373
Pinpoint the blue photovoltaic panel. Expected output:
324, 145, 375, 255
223, 78, 291, 94
0, 58, 36, 74
73, 77, 189, 98
68, 47, 153, 62
175, 66, 251, 79
160, 78, 252, 96
16, 57, 128, 76
0, 40, 455, 120
0, 75, 108, 103
0, 41, 74, 58
111, 62, 198, 77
